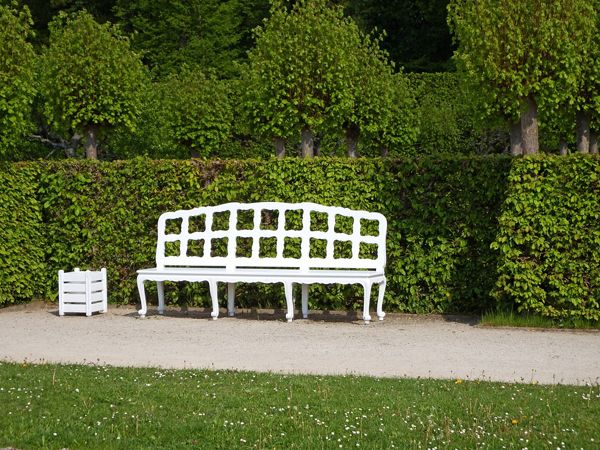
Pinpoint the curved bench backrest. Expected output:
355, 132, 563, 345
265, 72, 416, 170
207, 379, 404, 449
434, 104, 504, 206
156, 202, 387, 272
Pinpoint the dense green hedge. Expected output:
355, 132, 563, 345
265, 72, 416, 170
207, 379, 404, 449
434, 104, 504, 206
0, 156, 598, 319
492, 156, 600, 320
0, 163, 46, 304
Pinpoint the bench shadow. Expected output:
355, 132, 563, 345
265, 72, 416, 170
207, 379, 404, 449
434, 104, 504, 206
127, 306, 366, 323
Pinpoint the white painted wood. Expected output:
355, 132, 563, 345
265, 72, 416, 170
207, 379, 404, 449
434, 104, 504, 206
58, 268, 108, 316
138, 202, 387, 323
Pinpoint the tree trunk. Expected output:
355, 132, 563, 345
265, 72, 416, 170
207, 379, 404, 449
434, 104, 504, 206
84, 124, 99, 160
301, 127, 314, 158
380, 145, 389, 157
345, 125, 360, 158
274, 137, 285, 158
591, 133, 598, 154
559, 138, 568, 155
521, 96, 539, 155
576, 111, 590, 153
509, 120, 523, 156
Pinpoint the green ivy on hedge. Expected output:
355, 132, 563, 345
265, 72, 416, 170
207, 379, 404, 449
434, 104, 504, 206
0, 163, 46, 304
492, 155, 600, 320
0, 155, 598, 320
29, 157, 510, 314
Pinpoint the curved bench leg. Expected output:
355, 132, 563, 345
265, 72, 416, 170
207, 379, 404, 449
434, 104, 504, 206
362, 282, 372, 324
227, 282, 235, 317
137, 276, 147, 318
377, 279, 386, 321
157, 281, 165, 315
284, 282, 294, 322
208, 280, 219, 320
301, 284, 309, 319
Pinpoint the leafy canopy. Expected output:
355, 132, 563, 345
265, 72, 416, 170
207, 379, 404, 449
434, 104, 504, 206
114, 0, 258, 78
244, 0, 409, 146
448, 0, 595, 121
39, 10, 147, 135
0, 2, 36, 156
161, 66, 234, 157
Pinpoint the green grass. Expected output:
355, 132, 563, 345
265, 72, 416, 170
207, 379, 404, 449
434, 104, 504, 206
1, 363, 599, 449
481, 309, 600, 330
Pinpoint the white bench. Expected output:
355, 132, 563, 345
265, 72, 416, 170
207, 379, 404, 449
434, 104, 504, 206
137, 202, 387, 323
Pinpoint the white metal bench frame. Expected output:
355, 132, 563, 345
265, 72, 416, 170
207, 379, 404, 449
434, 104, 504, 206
137, 202, 387, 323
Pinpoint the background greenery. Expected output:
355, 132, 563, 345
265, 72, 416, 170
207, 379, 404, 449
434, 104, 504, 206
1, 155, 598, 320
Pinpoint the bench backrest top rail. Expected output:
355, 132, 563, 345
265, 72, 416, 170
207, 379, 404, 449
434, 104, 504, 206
155, 202, 387, 271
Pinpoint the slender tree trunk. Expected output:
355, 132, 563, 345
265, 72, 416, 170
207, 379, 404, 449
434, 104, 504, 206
274, 137, 285, 158
301, 127, 314, 158
576, 111, 590, 153
84, 124, 99, 160
559, 138, 568, 155
521, 95, 539, 155
345, 125, 360, 158
590, 132, 598, 154
509, 120, 523, 156
380, 145, 389, 157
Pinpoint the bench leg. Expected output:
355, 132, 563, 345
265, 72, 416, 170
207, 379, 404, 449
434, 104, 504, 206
362, 282, 372, 324
377, 279, 386, 321
301, 284, 309, 319
208, 280, 219, 320
227, 282, 235, 317
284, 282, 294, 322
137, 276, 147, 318
157, 281, 165, 315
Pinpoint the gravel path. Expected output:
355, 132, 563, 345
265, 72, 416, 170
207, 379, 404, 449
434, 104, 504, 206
1, 303, 599, 385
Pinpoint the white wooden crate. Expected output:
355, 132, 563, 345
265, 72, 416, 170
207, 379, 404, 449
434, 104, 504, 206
58, 268, 108, 316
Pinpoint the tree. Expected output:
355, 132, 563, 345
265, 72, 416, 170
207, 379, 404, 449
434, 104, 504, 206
114, 0, 251, 78
244, 0, 405, 158
161, 66, 234, 158
39, 10, 147, 159
0, 3, 36, 157
573, 2, 600, 154
24, 0, 118, 47
448, 0, 595, 155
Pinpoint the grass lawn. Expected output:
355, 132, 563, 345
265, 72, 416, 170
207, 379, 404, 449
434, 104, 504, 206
481, 309, 600, 330
0, 362, 598, 449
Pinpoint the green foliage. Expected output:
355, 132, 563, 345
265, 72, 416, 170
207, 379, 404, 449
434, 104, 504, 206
575, 2, 600, 133
492, 155, 600, 320
102, 81, 184, 159
114, 0, 251, 78
407, 72, 504, 155
345, 54, 419, 156
0, 3, 36, 157
3, 156, 599, 320
243, 0, 410, 150
162, 67, 234, 157
0, 163, 46, 306
448, 0, 595, 122
39, 10, 147, 137
30, 157, 510, 314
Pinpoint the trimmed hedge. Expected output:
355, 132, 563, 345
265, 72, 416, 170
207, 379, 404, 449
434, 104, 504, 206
0, 163, 46, 304
0, 156, 598, 320
35, 157, 511, 313
492, 155, 600, 320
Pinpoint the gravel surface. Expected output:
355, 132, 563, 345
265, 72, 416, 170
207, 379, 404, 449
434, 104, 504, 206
1, 303, 599, 385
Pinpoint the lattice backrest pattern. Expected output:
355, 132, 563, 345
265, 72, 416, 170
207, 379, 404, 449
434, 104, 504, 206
156, 202, 386, 271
